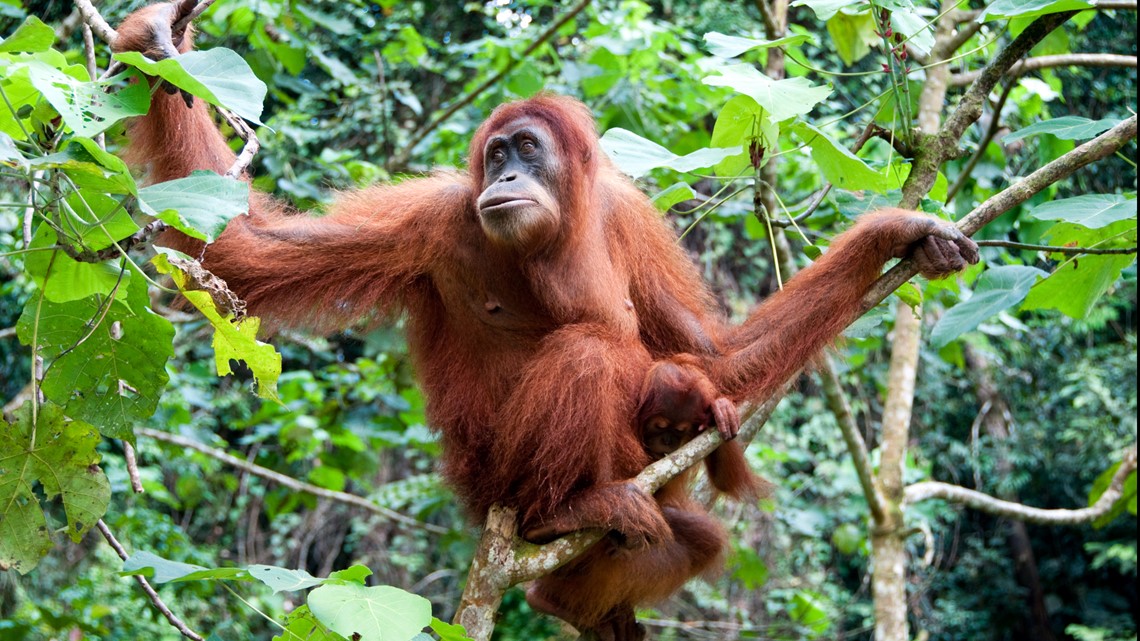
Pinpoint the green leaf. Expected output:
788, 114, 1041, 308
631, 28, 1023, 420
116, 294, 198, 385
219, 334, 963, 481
329, 564, 373, 584
709, 95, 779, 175
1003, 116, 1122, 143
0, 15, 54, 53
831, 523, 863, 555
599, 128, 737, 178
113, 49, 267, 125
792, 0, 868, 21
703, 64, 831, 122
929, 265, 1047, 348
24, 226, 132, 303
0, 403, 110, 574
121, 551, 248, 583
249, 565, 327, 593
430, 618, 474, 641
891, 8, 934, 53
16, 273, 175, 441
25, 62, 151, 137
138, 172, 250, 243
273, 606, 345, 641
827, 10, 878, 66
153, 252, 281, 399
1026, 194, 1137, 229
789, 591, 830, 635
979, 0, 1094, 21
308, 583, 432, 641
1022, 252, 1137, 319
793, 122, 897, 193
1087, 463, 1137, 529
702, 32, 813, 58
651, 182, 696, 212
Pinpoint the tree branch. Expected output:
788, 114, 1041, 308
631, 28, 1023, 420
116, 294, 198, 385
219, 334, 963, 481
951, 53, 1138, 86
137, 428, 449, 535
976, 239, 1138, 255
905, 446, 1137, 525
73, 0, 117, 47
863, 114, 1137, 312
391, 0, 591, 170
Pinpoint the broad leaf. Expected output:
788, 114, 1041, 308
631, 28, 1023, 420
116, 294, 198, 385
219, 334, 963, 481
709, 95, 779, 175
138, 172, 249, 243
703, 64, 831, 122
929, 265, 1046, 348
16, 273, 175, 440
430, 618, 474, 641
1026, 194, 1137, 229
273, 606, 345, 641
121, 551, 249, 583
113, 49, 267, 125
792, 0, 868, 21
0, 403, 110, 574
308, 583, 432, 641
793, 122, 900, 193
703, 32, 813, 58
1021, 219, 1137, 319
0, 15, 54, 53
599, 128, 737, 178
1003, 116, 1122, 143
24, 226, 132, 303
827, 10, 878, 66
652, 182, 696, 212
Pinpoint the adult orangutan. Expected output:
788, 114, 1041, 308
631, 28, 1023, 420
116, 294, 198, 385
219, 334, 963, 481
114, 4, 978, 639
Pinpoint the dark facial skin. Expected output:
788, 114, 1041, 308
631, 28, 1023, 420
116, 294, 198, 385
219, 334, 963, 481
476, 121, 561, 248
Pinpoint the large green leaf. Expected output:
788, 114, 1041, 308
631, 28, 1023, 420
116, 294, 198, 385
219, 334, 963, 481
709, 95, 779, 175
121, 551, 249, 583
24, 226, 132, 303
703, 64, 831, 122
793, 122, 900, 193
929, 265, 1046, 348
703, 32, 813, 58
1026, 194, 1137, 229
113, 49, 267, 125
308, 583, 432, 641
138, 172, 250, 243
154, 252, 281, 400
0, 15, 54, 53
0, 403, 109, 574
1004, 116, 1123, 143
16, 274, 175, 441
827, 10, 878, 66
249, 564, 327, 593
979, 0, 1093, 21
599, 128, 738, 178
1020, 219, 1137, 319
273, 606, 345, 641
25, 62, 150, 137
792, 0, 868, 21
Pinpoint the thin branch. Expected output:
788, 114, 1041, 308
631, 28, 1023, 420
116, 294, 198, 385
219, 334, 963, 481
392, 0, 591, 169
137, 427, 449, 534
73, 0, 117, 47
123, 440, 144, 493
0, 327, 15, 340
867, 114, 1138, 312
171, 0, 216, 40
906, 447, 1137, 525
96, 520, 204, 641
951, 53, 1138, 86
976, 239, 1138, 255
820, 356, 891, 523
218, 106, 260, 178
1096, 0, 1137, 8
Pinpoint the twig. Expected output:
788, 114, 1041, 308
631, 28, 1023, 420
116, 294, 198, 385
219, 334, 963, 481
976, 239, 1138, 255
1096, 0, 1137, 8
171, 0, 216, 40
73, 0, 117, 47
951, 53, 1138, 86
906, 446, 1137, 525
137, 427, 449, 534
96, 520, 205, 641
123, 440, 144, 493
392, 0, 592, 169
218, 107, 260, 178
864, 114, 1138, 311
0, 327, 15, 339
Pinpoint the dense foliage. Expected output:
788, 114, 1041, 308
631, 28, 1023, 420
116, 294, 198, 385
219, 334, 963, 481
0, 0, 1135, 640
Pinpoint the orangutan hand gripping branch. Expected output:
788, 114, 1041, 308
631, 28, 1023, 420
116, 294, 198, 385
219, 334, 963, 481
114, 4, 978, 640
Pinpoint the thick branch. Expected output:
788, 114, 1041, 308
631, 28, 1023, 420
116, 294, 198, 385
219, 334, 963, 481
863, 114, 1138, 312
820, 356, 891, 523
906, 446, 1137, 525
137, 428, 448, 534
951, 53, 1138, 86
391, 0, 591, 169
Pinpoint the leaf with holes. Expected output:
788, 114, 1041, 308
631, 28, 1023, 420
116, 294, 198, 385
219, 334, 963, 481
0, 403, 109, 574
16, 273, 174, 441
25, 62, 150, 137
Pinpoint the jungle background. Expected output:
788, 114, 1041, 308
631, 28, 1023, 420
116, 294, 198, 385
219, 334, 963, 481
0, 0, 1136, 640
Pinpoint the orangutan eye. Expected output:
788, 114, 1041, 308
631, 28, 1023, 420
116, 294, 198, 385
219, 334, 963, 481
520, 140, 537, 155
